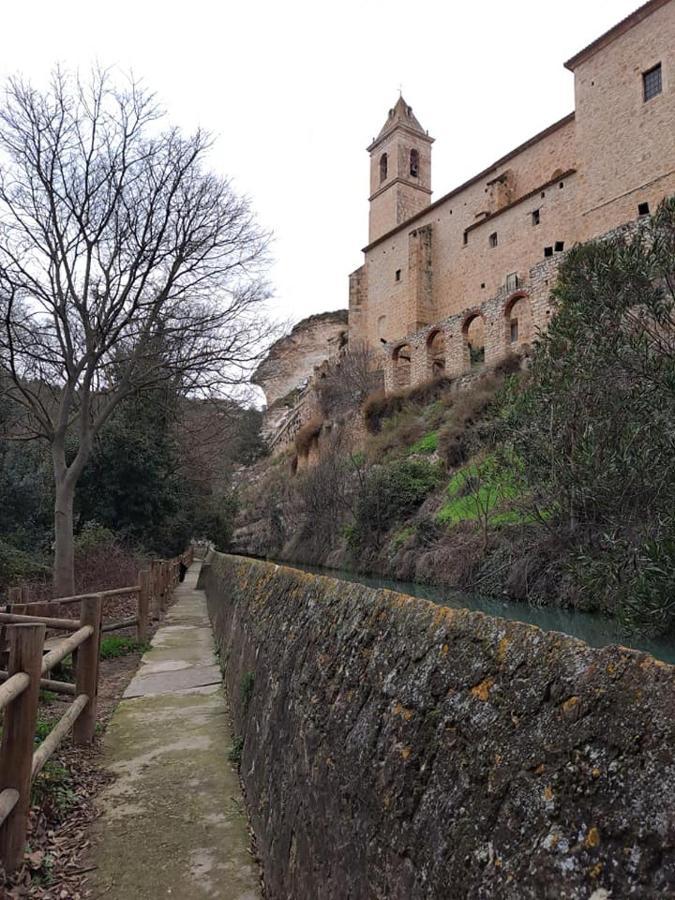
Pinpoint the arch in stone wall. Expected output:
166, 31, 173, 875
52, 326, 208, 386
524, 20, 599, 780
392, 342, 412, 389
504, 292, 532, 348
426, 329, 446, 378
462, 312, 486, 371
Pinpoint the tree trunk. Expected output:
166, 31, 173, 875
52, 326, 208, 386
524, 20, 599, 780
53, 476, 76, 597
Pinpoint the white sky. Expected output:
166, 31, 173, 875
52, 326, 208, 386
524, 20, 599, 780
0, 0, 641, 329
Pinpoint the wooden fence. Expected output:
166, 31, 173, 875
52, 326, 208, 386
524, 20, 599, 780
0, 546, 193, 873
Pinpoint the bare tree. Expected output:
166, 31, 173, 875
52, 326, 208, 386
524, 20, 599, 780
315, 340, 383, 417
0, 68, 272, 594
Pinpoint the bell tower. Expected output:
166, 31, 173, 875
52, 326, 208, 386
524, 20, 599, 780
367, 96, 433, 244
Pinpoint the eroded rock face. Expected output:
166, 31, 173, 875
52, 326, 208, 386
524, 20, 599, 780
204, 553, 675, 900
252, 310, 348, 408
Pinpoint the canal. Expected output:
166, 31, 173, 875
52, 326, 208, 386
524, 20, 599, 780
274, 559, 675, 665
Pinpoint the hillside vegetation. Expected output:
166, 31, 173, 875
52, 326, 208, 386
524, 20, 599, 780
235, 197, 675, 636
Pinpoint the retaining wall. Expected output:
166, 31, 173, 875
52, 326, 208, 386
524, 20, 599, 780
203, 553, 675, 899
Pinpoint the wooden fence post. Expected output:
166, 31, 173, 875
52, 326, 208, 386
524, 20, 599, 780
151, 561, 161, 619
162, 562, 169, 612
0, 623, 45, 872
73, 595, 103, 746
137, 570, 150, 644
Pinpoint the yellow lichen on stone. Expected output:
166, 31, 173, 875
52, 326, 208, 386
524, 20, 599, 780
392, 701, 414, 721
441, 643, 449, 656
496, 637, 510, 664
588, 862, 604, 879
543, 785, 554, 802
591, 767, 601, 779
585, 826, 600, 849
561, 696, 579, 713
471, 677, 495, 701
400, 746, 412, 760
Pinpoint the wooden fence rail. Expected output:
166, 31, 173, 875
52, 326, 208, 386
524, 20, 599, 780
0, 545, 194, 873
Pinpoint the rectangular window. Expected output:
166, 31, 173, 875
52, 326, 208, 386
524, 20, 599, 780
506, 273, 519, 292
510, 320, 519, 343
544, 246, 554, 258
532, 209, 540, 226
555, 241, 565, 253
638, 202, 650, 217
489, 232, 498, 248
395, 269, 401, 282
643, 64, 662, 102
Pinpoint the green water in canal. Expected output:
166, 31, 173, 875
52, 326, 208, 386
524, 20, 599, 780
273, 559, 675, 665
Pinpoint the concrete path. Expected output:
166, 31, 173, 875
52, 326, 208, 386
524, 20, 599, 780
85, 564, 260, 899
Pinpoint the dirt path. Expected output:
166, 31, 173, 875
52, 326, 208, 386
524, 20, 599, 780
83, 564, 260, 899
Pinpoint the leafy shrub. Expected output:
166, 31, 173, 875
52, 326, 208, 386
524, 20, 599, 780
575, 531, 675, 634
0, 540, 49, 589
350, 459, 442, 546
496, 197, 675, 631
74, 520, 117, 552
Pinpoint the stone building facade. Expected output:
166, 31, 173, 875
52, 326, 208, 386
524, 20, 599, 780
350, 0, 675, 391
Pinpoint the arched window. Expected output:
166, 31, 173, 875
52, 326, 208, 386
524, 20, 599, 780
380, 153, 388, 182
392, 343, 412, 388
410, 149, 419, 178
505, 293, 532, 346
427, 330, 445, 377
463, 313, 486, 370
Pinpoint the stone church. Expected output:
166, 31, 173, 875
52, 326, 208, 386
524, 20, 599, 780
349, 0, 675, 391
254, 0, 674, 451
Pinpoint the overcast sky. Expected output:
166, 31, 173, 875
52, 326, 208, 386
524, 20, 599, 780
1, 0, 641, 330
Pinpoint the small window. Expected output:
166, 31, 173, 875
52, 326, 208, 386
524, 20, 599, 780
559, 181, 564, 189
555, 241, 565, 252
510, 320, 519, 343
410, 149, 419, 178
463, 231, 469, 246
506, 273, 519, 292
532, 209, 540, 226
380, 153, 388, 182
489, 232, 498, 248
480, 282, 485, 289
544, 246, 554, 258
643, 63, 662, 102
395, 269, 401, 282
638, 201, 650, 217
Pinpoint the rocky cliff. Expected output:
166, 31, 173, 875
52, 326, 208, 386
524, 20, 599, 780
203, 552, 675, 900
252, 309, 348, 408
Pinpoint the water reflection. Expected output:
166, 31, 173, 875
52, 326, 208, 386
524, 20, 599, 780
273, 559, 675, 665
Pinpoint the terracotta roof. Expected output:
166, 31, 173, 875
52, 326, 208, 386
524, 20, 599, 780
564, 0, 671, 70
367, 96, 432, 151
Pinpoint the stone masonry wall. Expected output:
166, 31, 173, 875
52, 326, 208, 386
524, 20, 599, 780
358, 1, 675, 350
204, 553, 675, 900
